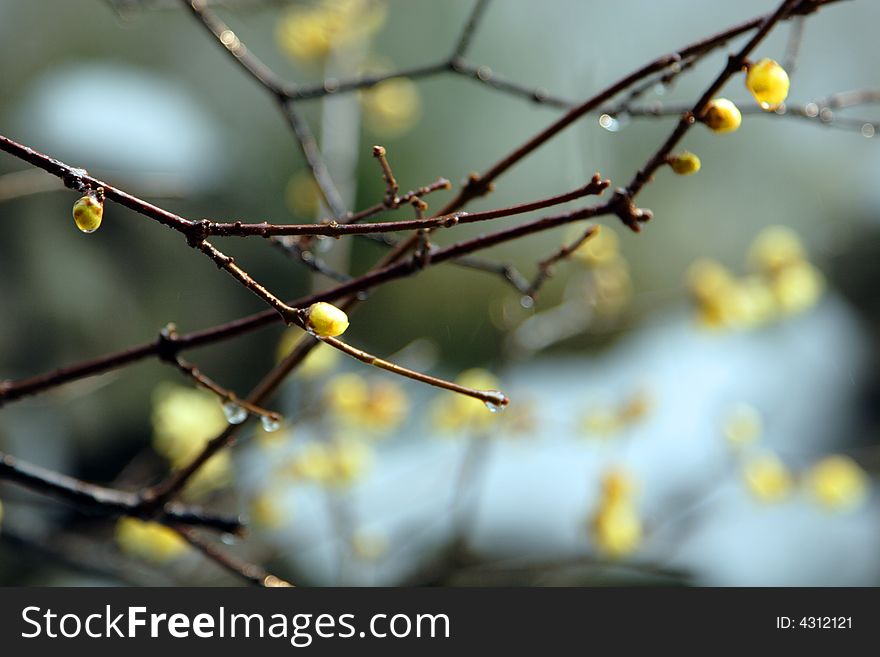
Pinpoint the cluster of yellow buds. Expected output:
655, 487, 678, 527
276, 0, 387, 63
581, 389, 652, 439
699, 58, 790, 134
589, 469, 643, 558
571, 226, 633, 317
115, 517, 189, 564
151, 383, 233, 498
687, 226, 823, 329
430, 369, 502, 434
324, 372, 409, 434
285, 438, 372, 488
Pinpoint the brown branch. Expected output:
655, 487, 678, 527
624, 0, 803, 202
0, 176, 611, 405
175, 526, 292, 586
436, 0, 842, 217
0, 451, 243, 533
527, 225, 601, 298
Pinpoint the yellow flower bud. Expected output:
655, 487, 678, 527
72, 192, 104, 233
703, 98, 742, 133
668, 151, 701, 175
746, 58, 790, 110
806, 455, 868, 512
306, 301, 349, 337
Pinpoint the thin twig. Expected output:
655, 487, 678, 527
176, 526, 293, 586
0, 451, 243, 533
527, 225, 601, 298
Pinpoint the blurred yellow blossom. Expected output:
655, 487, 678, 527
743, 453, 793, 503
770, 261, 823, 316
722, 403, 762, 448
277, 329, 341, 378
361, 77, 422, 137
250, 492, 286, 530
591, 256, 633, 316
285, 171, 322, 217
687, 227, 822, 329
806, 455, 869, 512
151, 383, 233, 496
115, 517, 189, 564
573, 225, 619, 268
287, 439, 372, 487
323, 373, 408, 434
276, 0, 387, 63
590, 469, 642, 558
581, 389, 652, 439
350, 530, 389, 561
430, 369, 501, 434
748, 226, 806, 276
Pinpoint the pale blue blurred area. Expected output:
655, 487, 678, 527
13, 62, 226, 184
242, 296, 880, 586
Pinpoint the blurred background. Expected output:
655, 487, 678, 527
1, 0, 879, 586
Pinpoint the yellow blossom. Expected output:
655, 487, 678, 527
287, 439, 372, 488
770, 261, 823, 315
430, 369, 501, 434
276, 0, 386, 63
743, 453, 793, 503
573, 225, 619, 268
806, 455, 869, 512
150, 384, 232, 496
325, 373, 370, 416
361, 77, 421, 137
115, 517, 189, 564
748, 226, 806, 276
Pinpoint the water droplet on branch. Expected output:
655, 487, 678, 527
222, 401, 248, 424
261, 415, 282, 432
